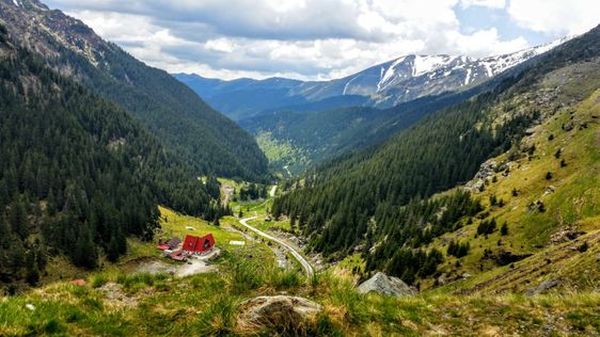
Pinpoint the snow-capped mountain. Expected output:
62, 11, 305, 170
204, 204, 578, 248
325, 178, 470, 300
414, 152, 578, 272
176, 38, 571, 119
293, 37, 572, 107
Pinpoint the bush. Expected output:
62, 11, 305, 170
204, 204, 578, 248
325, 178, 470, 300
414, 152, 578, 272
578, 242, 589, 253
447, 240, 470, 258
500, 222, 508, 236
269, 269, 304, 290
477, 219, 497, 236
196, 295, 237, 336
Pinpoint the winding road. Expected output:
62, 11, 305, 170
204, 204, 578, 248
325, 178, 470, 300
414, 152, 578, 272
239, 216, 314, 277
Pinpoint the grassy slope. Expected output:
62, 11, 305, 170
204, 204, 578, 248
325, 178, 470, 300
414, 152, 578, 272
157, 206, 244, 245
2, 265, 599, 336
426, 63, 600, 294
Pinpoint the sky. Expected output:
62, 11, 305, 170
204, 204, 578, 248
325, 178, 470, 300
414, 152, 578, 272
44, 0, 600, 81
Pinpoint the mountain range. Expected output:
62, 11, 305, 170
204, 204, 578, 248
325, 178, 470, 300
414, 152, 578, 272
175, 37, 570, 121
2, 0, 600, 334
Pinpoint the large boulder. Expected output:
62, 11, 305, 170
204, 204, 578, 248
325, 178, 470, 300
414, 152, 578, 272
357, 272, 415, 297
236, 295, 322, 335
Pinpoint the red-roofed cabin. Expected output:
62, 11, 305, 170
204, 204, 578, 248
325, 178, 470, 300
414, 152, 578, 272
182, 234, 215, 254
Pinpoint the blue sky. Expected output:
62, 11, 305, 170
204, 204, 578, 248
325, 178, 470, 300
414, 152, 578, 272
455, 5, 547, 45
45, 0, 599, 80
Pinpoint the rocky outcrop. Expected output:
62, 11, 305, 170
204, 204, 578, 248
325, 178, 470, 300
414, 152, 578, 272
357, 272, 415, 297
550, 227, 585, 244
526, 279, 560, 296
236, 296, 322, 335
465, 159, 510, 192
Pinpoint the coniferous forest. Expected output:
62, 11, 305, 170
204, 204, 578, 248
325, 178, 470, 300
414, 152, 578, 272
0, 27, 227, 284
1, 2, 269, 182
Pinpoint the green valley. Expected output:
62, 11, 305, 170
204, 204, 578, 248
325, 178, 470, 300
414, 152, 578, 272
2, 1, 600, 336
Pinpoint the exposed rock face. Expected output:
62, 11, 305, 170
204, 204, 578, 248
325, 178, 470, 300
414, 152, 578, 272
357, 272, 415, 297
236, 296, 322, 335
550, 226, 585, 244
465, 159, 499, 192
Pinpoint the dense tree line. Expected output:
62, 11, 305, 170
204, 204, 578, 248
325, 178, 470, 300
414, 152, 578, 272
0, 4, 269, 182
0, 30, 226, 286
239, 184, 268, 201
363, 191, 480, 282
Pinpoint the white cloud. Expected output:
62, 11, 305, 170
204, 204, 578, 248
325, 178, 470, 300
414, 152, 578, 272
204, 38, 236, 53
507, 0, 599, 36
460, 0, 506, 9
45, 0, 589, 81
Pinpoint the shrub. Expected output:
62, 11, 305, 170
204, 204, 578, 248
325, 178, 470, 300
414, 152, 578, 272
500, 223, 508, 236
477, 219, 497, 236
447, 240, 470, 258
578, 242, 589, 253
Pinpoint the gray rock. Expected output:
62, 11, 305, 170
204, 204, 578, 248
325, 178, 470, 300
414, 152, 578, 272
526, 279, 560, 296
237, 295, 322, 332
357, 272, 415, 297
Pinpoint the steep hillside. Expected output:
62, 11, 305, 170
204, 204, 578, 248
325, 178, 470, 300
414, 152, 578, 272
0, 24, 225, 287
0, 0, 268, 181
272, 25, 600, 286
176, 38, 568, 120
430, 65, 600, 295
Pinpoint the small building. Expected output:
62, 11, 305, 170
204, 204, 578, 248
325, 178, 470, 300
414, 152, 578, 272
157, 237, 182, 251
167, 237, 182, 249
182, 234, 215, 254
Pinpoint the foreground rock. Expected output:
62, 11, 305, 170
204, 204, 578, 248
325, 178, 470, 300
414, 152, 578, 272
236, 295, 322, 335
357, 272, 416, 297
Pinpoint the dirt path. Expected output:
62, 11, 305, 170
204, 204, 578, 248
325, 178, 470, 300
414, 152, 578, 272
136, 249, 220, 277
239, 216, 314, 277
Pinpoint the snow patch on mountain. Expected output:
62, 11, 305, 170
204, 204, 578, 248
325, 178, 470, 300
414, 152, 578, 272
413, 55, 454, 77
343, 75, 360, 95
464, 68, 472, 85
378, 56, 407, 91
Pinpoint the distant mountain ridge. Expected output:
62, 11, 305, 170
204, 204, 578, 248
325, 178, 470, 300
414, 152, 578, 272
175, 37, 570, 120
